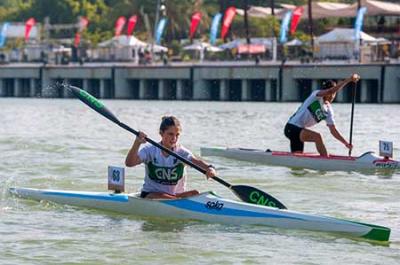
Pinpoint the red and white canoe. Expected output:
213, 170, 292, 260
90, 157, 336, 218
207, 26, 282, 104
200, 147, 399, 172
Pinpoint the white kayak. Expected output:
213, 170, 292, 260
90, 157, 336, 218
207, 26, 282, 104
9, 187, 390, 242
201, 147, 400, 172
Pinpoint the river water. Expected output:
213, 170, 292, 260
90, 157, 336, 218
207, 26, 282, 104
1, 98, 399, 265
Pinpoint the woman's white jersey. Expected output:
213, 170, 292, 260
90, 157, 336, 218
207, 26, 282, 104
138, 144, 193, 195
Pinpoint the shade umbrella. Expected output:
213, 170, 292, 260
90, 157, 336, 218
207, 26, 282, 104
285, 39, 303, 46
183, 42, 222, 52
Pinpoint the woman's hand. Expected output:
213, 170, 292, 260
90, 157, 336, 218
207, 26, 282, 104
126, 131, 147, 167
135, 131, 147, 144
205, 166, 217, 179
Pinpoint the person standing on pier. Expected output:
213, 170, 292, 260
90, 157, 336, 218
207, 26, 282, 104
284, 74, 360, 156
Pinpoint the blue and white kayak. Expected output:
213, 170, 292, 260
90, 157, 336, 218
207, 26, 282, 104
201, 147, 400, 172
9, 187, 390, 242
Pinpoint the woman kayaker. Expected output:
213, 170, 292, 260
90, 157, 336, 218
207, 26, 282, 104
125, 116, 216, 199
284, 73, 360, 156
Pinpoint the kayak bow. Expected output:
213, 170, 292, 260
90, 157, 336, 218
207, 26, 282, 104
9, 187, 390, 242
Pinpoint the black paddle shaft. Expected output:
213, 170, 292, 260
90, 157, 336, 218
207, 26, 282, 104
120, 122, 287, 208
67, 84, 287, 209
121, 121, 285, 209
118, 122, 232, 188
67, 84, 232, 187
349, 81, 357, 156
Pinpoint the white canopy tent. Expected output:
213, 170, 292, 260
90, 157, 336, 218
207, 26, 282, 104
98, 35, 167, 52
317, 28, 377, 43
236, 6, 288, 18
219, 38, 273, 50
284, 39, 303, 46
281, 2, 354, 19
315, 28, 384, 60
183, 41, 222, 61
1, 23, 40, 40
98, 35, 147, 48
237, 0, 400, 19
183, 42, 223, 52
360, 0, 400, 16
96, 35, 167, 62
237, 3, 353, 19
296, 0, 400, 19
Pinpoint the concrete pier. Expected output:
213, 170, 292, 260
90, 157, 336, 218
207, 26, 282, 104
0, 62, 399, 103
176, 80, 184, 100
0, 79, 4, 96
241, 80, 250, 101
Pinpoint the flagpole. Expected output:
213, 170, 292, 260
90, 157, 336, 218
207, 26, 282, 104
308, 0, 314, 59
244, 0, 250, 45
152, 0, 161, 60
271, 0, 277, 61
357, 0, 362, 63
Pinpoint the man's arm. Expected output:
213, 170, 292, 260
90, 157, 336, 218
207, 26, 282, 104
317, 74, 360, 97
327, 124, 353, 150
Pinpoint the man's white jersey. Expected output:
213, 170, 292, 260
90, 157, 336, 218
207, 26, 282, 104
288, 90, 335, 128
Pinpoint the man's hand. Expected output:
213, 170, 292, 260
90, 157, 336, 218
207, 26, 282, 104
345, 142, 353, 151
351, 74, 360, 83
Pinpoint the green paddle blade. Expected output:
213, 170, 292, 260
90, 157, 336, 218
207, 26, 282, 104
67, 85, 120, 124
231, 185, 287, 209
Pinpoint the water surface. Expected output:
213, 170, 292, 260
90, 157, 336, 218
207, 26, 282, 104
1, 98, 399, 264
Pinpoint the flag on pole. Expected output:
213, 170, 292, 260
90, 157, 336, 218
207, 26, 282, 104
279, 11, 292, 43
210, 13, 222, 45
127, 15, 138, 36
25, 18, 36, 42
79, 17, 89, 31
354, 7, 367, 41
189, 12, 202, 40
74, 33, 81, 48
155, 18, 167, 44
74, 17, 89, 48
221, 7, 236, 39
115, 16, 127, 37
290, 7, 303, 35
0, 22, 9, 47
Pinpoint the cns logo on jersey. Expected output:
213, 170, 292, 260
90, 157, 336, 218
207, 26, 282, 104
154, 167, 179, 180
308, 101, 326, 122
148, 162, 184, 185
314, 109, 325, 121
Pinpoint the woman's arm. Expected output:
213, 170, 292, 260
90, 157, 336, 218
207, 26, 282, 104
191, 156, 217, 179
125, 131, 147, 167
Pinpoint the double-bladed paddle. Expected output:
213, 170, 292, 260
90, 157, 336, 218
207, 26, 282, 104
66, 84, 287, 209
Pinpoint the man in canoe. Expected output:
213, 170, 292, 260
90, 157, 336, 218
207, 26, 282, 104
125, 116, 217, 199
284, 73, 360, 156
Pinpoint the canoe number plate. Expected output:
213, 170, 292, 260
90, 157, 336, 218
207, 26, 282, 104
108, 165, 125, 192
206, 201, 224, 210
379, 140, 393, 158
